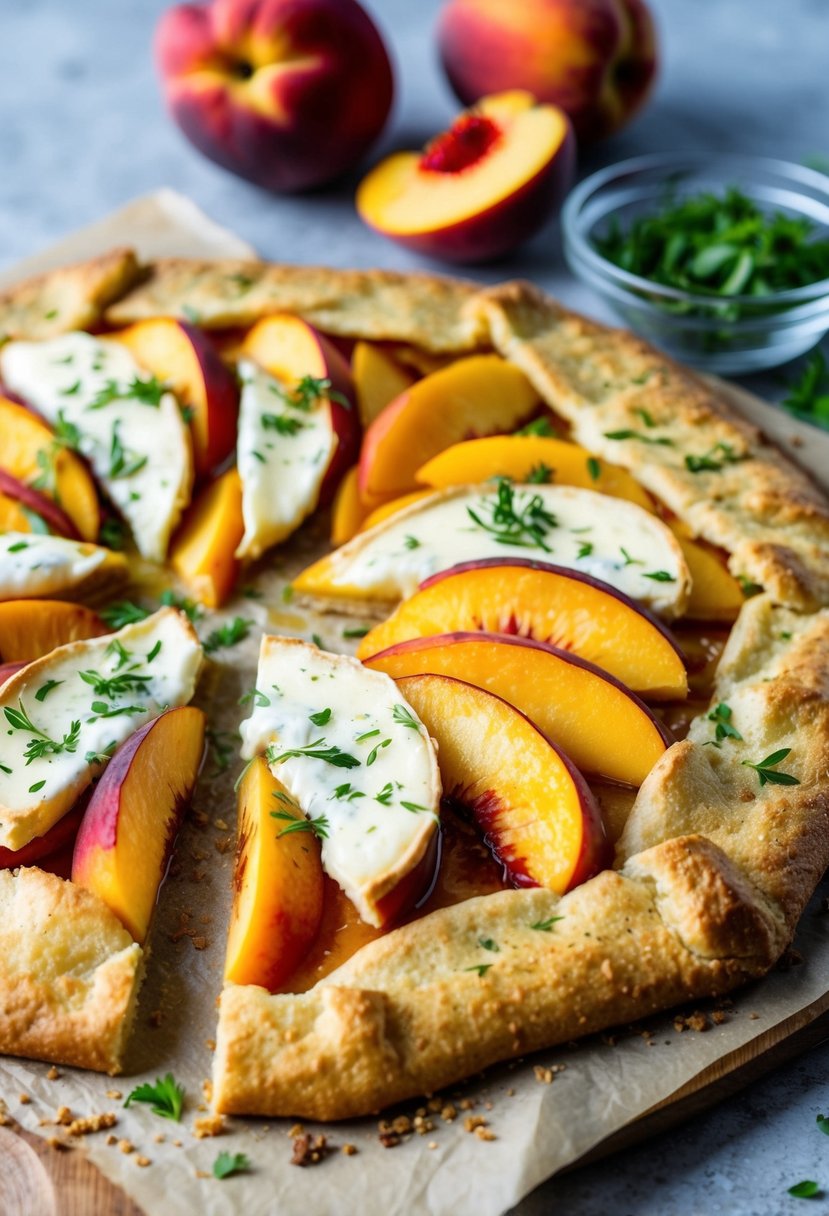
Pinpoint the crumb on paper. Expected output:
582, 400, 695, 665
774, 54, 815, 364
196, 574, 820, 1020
66, 1113, 117, 1137
533, 1066, 553, 1085
18, 1094, 31, 1106
0, 1099, 11, 1126
136, 1156, 151, 1168
154, 1133, 165, 1144
341, 1143, 358, 1156
118, 1139, 135, 1155
202, 1079, 213, 1104
47, 1137, 71, 1151
440, 1103, 457, 1123
55, 1106, 73, 1125
291, 1133, 330, 1166
205, 1039, 216, 1052
46, 1066, 61, 1081
288, 1123, 304, 1138
464, 1115, 488, 1133
106, 1134, 118, 1146
106, 1090, 122, 1101
193, 1115, 225, 1139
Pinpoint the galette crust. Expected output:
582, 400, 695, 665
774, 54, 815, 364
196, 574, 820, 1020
0, 867, 143, 1074
2, 252, 829, 1115
0, 248, 141, 342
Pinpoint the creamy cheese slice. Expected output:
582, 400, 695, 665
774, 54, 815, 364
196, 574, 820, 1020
0, 607, 203, 851
0, 333, 193, 561
295, 484, 692, 618
0, 531, 126, 601
235, 359, 336, 560
240, 636, 441, 926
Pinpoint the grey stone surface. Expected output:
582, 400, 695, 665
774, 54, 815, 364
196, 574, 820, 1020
1, 0, 829, 1211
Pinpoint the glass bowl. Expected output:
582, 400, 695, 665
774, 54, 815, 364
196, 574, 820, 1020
562, 154, 829, 374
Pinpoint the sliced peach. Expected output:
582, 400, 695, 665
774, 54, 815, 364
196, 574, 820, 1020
0, 395, 99, 540
71, 706, 206, 943
669, 524, 745, 622
357, 90, 575, 263
330, 466, 368, 546
398, 673, 608, 892
241, 315, 360, 505
352, 341, 416, 429
365, 632, 671, 786
359, 490, 435, 532
358, 354, 540, 506
0, 467, 82, 540
225, 757, 326, 992
169, 467, 244, 608
416, 434, 654, 511
0, 803, 85, 870
358, 559, 687, 699
0, 599, 106, 662
113, 318, 239, 479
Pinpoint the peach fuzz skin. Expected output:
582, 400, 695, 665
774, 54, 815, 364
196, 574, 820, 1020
438, 0, 658, 142
155, 0, 394, 192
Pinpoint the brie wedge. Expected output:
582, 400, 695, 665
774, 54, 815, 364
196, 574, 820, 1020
0, 333, 193, 561
0, 532, 127, 602
235, 359, 336, 560
0, 607, 203, 852
295, 484, 691, 617
240, 636, 441, 926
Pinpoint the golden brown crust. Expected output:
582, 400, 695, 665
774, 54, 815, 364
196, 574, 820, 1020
104, 258, 489, 354
0, 868, 143, 1074
213, 835, 781, 1120
0, 248, 141, 341
476, 281, 829, 611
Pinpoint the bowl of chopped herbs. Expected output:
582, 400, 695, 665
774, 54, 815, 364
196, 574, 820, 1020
562, 154, 829, 372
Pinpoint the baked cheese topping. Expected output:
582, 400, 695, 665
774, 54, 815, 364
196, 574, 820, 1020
240, 637, 441, 926
0, 607, 203, 852
0, 332, 193, 562
0, 532, 110, 600
302, 483, 691, 617
236, 359, 335, 560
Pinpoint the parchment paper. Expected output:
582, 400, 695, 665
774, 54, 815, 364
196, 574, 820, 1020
1, 192, 829, 1216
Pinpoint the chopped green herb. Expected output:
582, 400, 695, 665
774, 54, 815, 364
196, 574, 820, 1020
526, 462, 553, 485
272, 808, 330, 840
85, 742, 117, 766
577, 541, 594, 559
329, 782, 365, 801
736, 575, 763, 597
403, 535, 422, 550
366, 738, 391, 766
99, 517, 127, 550
261, 412, 305, 437
309, 708, 332, 726
79, 669, 151, 698
7, 541, 28, 553
817, 1113, 829, 1137
34, 679, 63, 702
213, 1151, 251, 1180
375, 782, 394, 805
108, 423, 147, 479
28, 779, 46, 793
742, 747, 800, 787
160, 589, 203, 623
124, 1073, 184, 1121
268, 738, 360, 769
467, 478, 558, 552
586, 456, 601, 481
88, 375, 166, 411
515, 416, 556, 438
203, 616, 253, 654
342, 627, 370, 639
478, 938, 499, 952
105, 639, 133, 669
633, 407, 657, 428
53, 410, 82, 451
356, 729, 380, 743
400, 800, 429, 813
464, 964, 492, 977
392, 703, 421, 731
620, 547, 643, 567
782, 350, 829, 429
684, 442, 742, 473
642, 570, 676, 582
530, 916, 564, 931
4, 703, 80, 764
788, 1180, 821, 1199
707, 702, 743, 745
99, 601, 150, 629
239, 686, 270, 708
146, 640, 162, 663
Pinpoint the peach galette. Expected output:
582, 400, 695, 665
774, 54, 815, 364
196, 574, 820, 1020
0, 252, 828, 1124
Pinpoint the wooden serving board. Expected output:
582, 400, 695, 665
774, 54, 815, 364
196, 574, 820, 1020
2, 378, 828, 1216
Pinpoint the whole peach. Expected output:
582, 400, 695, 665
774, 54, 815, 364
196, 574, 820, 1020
156, 0, 394, 192
438, 0, 658, 142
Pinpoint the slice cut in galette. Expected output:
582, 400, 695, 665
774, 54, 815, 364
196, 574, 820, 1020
0, 251, 827, 1124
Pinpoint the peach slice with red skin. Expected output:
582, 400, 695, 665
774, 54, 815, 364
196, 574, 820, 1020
358, 559, 687, 700
397, 673, 608, 893
0, 600, 106, 663
71, 706, 206, 943
224, 756, 325, 992
358, 354, 540, 506
169, 467, 245, 608
358, 91, 575, 263
0, 395, 100, 541
330, 466, 367, 546
0, 804, 86, 871
352, 341, 416, 430
364, 632, 672, 786
0, 468, 82, 540
416, 434, 654, 512
112, 318, 239, 480
240, 314, 360, 506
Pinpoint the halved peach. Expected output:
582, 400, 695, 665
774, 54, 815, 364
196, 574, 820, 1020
365, 632, 671, 786
0, 468, 82, 540
358, 560, 687, 699
0, 395, 100, 540
113, 318, 239, 480
330, 466, 368, 546
0, 599, 106, 662
352, 341, 416, 430
225, 756, 325, 992
71, 706, 206, 943
358, 354, 540, 506
357, 91, 576, 263
169, 466, 244, 608
241, 315, 360, 505
669, 524, 745, 622
416, 435, 654, 511
398, 673, 608, 892
0, 804, 86, 870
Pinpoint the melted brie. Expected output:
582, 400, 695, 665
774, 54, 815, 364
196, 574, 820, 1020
0, 608, 202, 851
0, 532, 113, 600
240, 637, 441, 926
236, 359, 335, 560
0, 333, 193, 561
297, 484, 691, 617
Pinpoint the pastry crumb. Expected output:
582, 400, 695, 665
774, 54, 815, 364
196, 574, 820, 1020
440, 1103, 457, 1123
55, 1106, 73, 1125
475, 1125, 496, 1142
67, 1113, 117, 1137
291, 1133, 330, 1166
0, 1099, 11, 1126
46, 1066, 61, 1081
428, 1141, 438, 1150
106, 1090, 122, 1100
118, 1139, 135, 1155
18, 1094, 31, 1105
205, 1039, 216, 1052
341, 1143, 358, 1156
136, 1156, 151, 1168
533, 1066, 554, 1085
288, 1122, 304, 1138
153, 1133, 165, 1144
106, 1134, 118, 1146
193, 1115, 225, 1139
463, 1115, 488, 1133
47, 1137, 70, 1151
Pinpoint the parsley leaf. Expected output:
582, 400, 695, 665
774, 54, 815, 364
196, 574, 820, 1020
99, 601, 150, 629
788, 1180, 821, 1199
707, 702, 743, 745
478, 938, 499, 952
213, 1151, 251, 1180
124, 1073, 184, 1121
309, 708, 332, 726
782, 350, 829, 430
203, 617, 253, 654
526, 462, 553, 485
88, 374, 166, 411
160, 589, 203, 623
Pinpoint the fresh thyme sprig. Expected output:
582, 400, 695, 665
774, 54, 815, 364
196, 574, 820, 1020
78, 669, 151, 697
87, 374, 166, 411
467, 479, 558, 552
4, 702, 81, 765
266, 738, 361, 769
741, 747, 800, 787
271, 808, 330, 840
